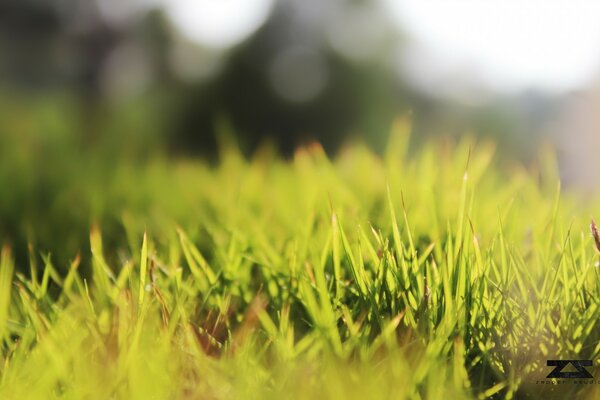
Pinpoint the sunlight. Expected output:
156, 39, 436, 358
154, 0, 275, 49
386, 0, 600, 92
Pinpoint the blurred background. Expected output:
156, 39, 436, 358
3, 1, 600, 165
3, 0, 600, 265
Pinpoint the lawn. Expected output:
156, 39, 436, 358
1, 119, 599, 399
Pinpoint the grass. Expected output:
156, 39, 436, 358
1, 119, 600, 399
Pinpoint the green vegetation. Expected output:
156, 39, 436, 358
1, 119, 599, 399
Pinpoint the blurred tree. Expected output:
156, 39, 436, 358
0, 0, 550, 160
168, 0, 407, 157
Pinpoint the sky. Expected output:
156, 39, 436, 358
386, 0, 600, 94
140, 0, 600, 96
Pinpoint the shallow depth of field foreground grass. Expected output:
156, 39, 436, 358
2, 122, 600, 399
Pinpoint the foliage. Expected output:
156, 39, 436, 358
0, 120, 599, 399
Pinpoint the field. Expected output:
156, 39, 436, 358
1, 119, 600, 399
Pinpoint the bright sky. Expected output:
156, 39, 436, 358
141, 0, 275, 49
384, 0, 600, 93
141, 0, 600, 94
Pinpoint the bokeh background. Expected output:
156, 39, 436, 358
3, 0, 600, 266
5, 0, 600, 159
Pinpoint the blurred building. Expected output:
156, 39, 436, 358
557, 84, 600, 190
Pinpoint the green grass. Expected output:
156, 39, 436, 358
1, 119, 600, 399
